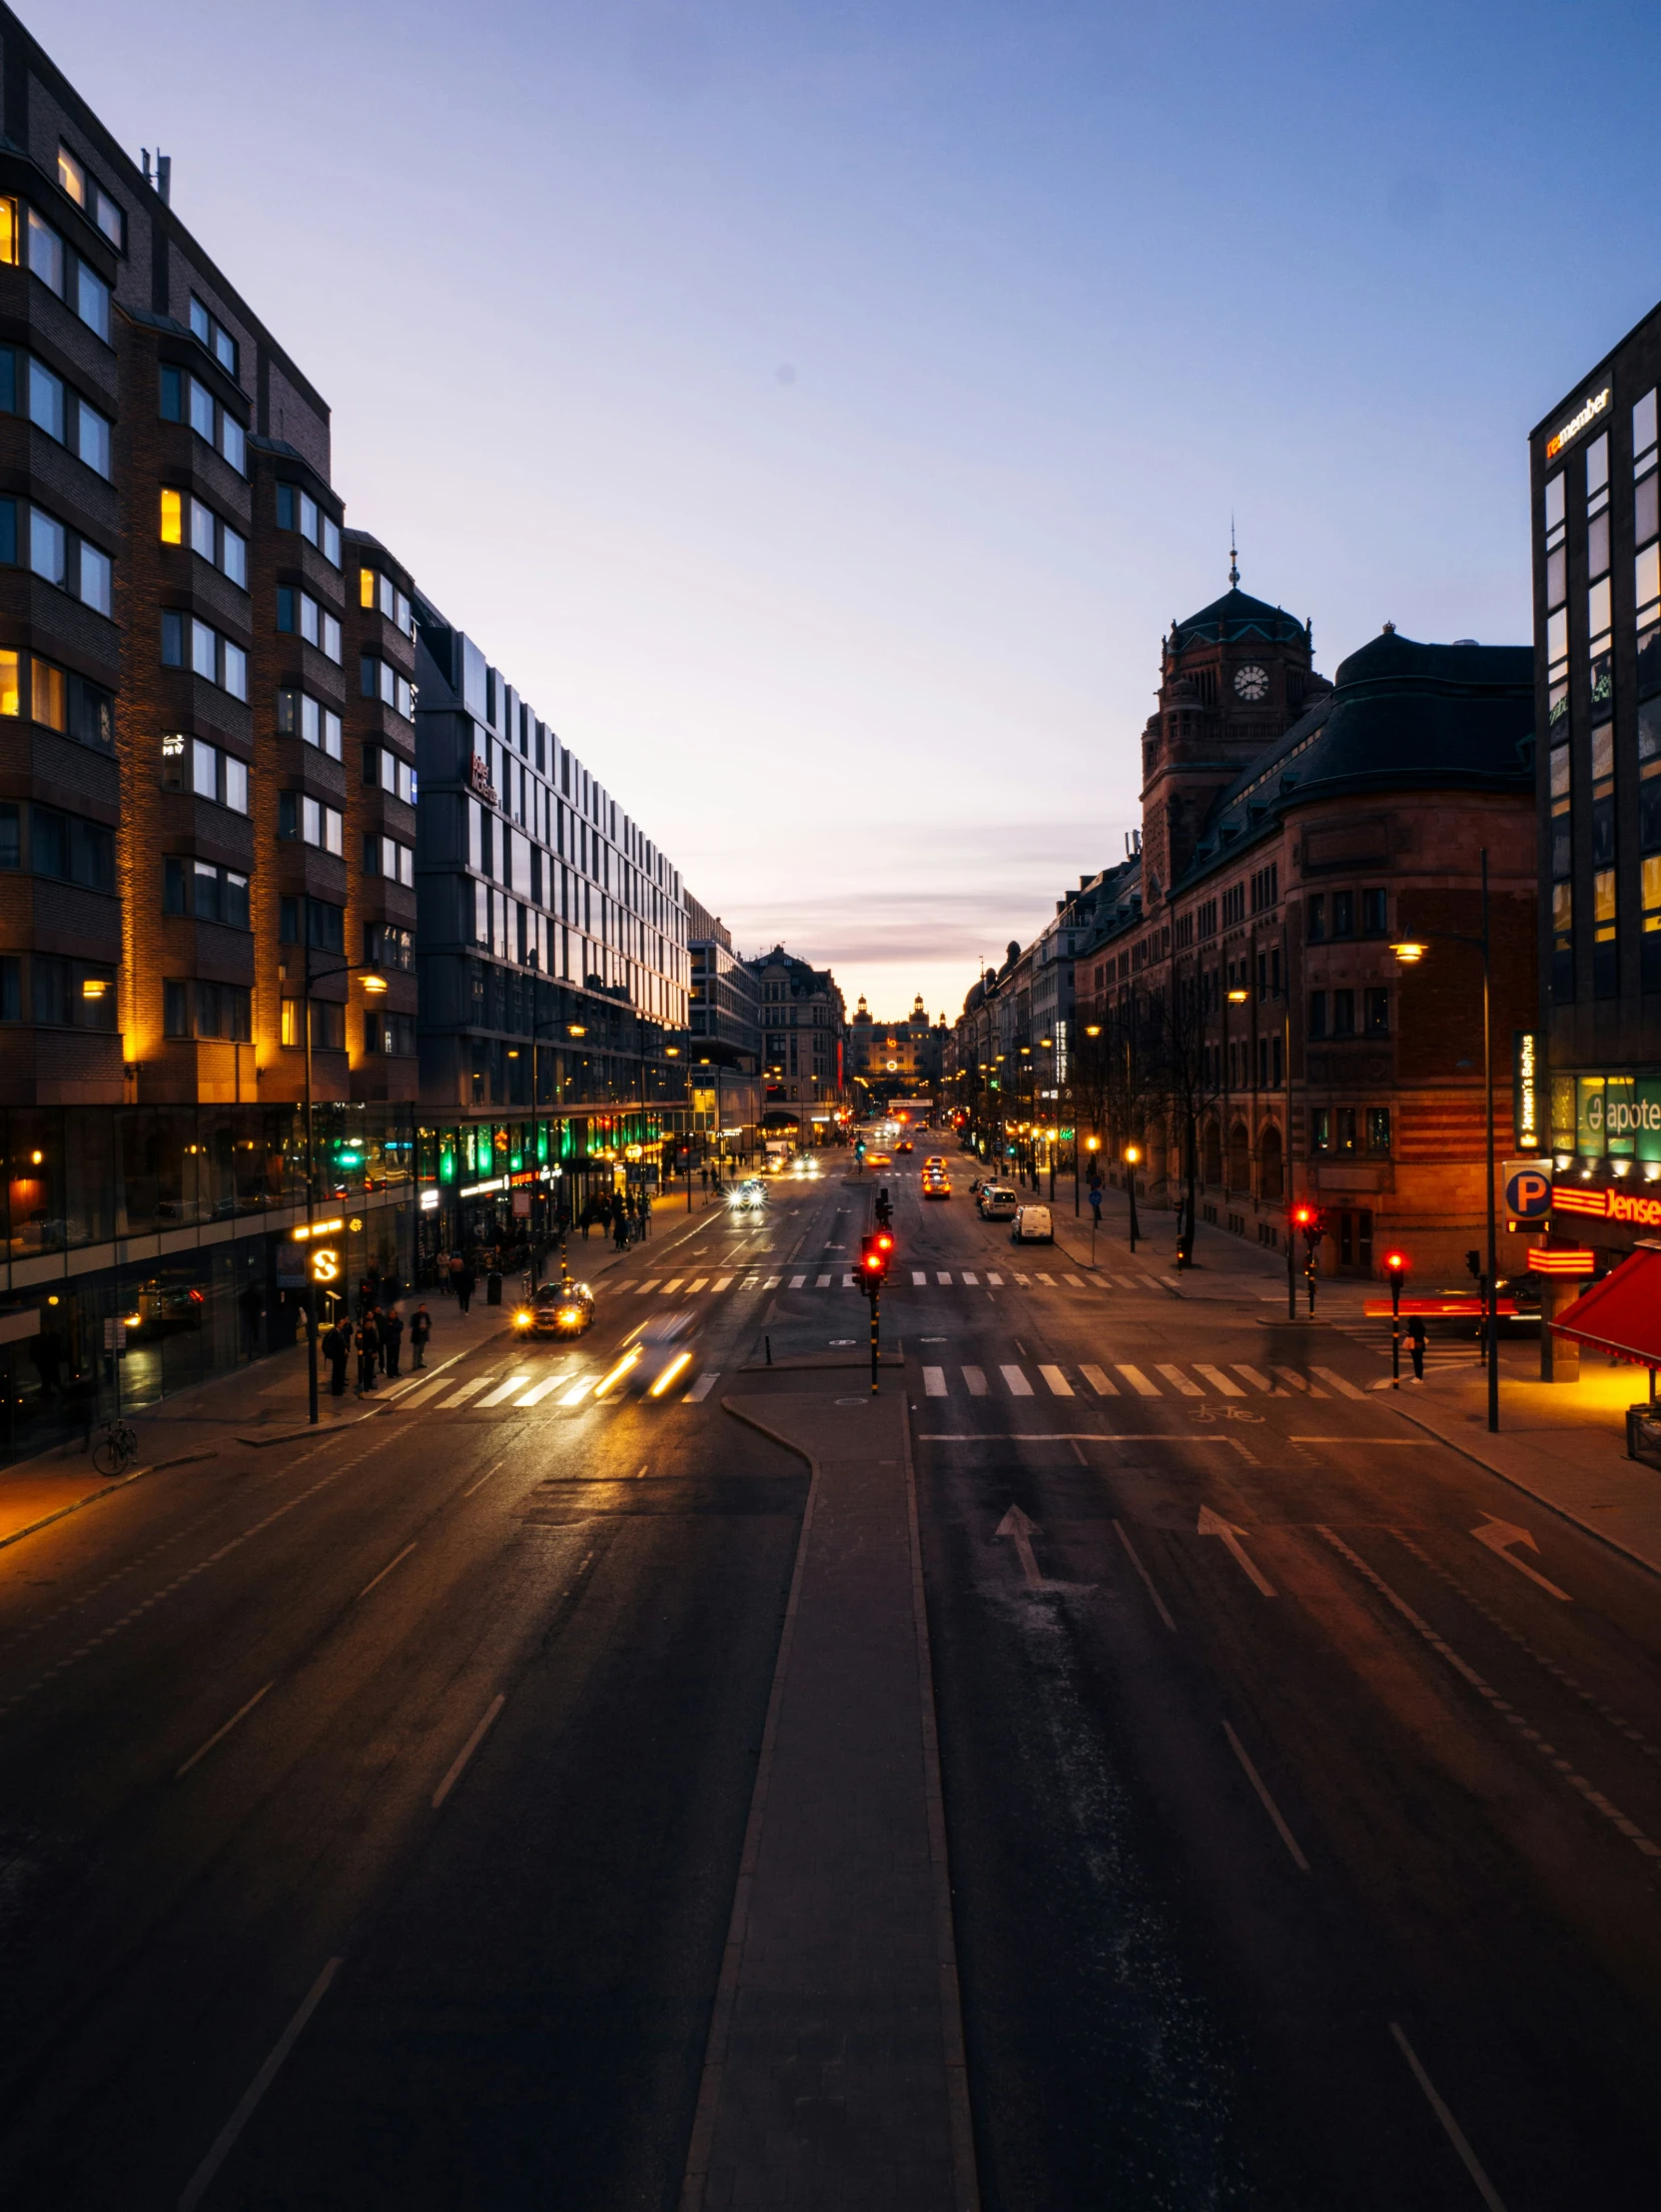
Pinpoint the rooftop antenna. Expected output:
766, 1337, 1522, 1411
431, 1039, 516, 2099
1229, 515, 1240, 589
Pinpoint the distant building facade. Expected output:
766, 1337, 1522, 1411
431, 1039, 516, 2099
686, 893, 761, 1161
846, 993, 947, 1103
747, 946, 846, 1136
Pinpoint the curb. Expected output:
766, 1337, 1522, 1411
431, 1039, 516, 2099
1384, 1394, 1661, 1584
0, 1445, 221, 1555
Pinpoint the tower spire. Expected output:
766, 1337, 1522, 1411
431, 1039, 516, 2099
1229, 515, 1239, 589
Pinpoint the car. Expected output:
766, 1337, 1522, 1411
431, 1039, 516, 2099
1010, 1204, 1054, 1243
923, 1155, 946, 1172
728, 1178, 768, 1211
136, 1280, 206, 1329
515, 1279, 595, 1336
922, 1174, 951, 1200
601, 1308, 701, 1398
867, 1150, 892, 1167
978, 1184, 1018, 1219
896, 1139, 914, 1154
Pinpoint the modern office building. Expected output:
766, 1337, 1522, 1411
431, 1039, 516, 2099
1530, 312, 1661, 1270
686, 893, 762, 1162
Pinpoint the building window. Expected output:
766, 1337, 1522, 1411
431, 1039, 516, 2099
278, 586, 342, 663
1360, 888, 1386, 935
162, 489, 248, 589
363, 833, 415, 887
1364, 987, 1389, 1035
1307, 991, 1327, 1039
1335, 1106, 1357, 1153
279, 792, 345, 855
364, 1010, 416, 1057
26, 206, 64, 295
1331, 988, 1355, 1037
161, 733, 250, 814
1306, 894, 1324, 942
188, 294, 239, 377
360, 656, 415, 720
359, 567, 414, 633
162, 612, 248, 701
279, 896, 344, 953
1330, 889, 1354, 937
158, 364, 248, 475
275, 482, 342, 568
1249, 862, 1278, 914
163, 857, 249, 928
1366, 1107, 1391, 1154
363, 743, 415, 804
1309, 1106, 1330, 1151
365, 922, 414, 971
276, 688, 343, 759
163, 979, 251, 1042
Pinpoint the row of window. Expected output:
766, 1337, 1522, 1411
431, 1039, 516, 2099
189, 295, 238, 378
160, 365, 247, 475
158, 985, 414, 1054
0, 650, 115, 751
364, 834, 415, 886
56, 145, 125, 250
1307, 888, 1387, 940
276, 483, 343, 568
365, 743, 415, 804
1308, 987, 1390, 1039
15, 202, 112, 343
3, 497, 113, 615
0, 801, 115, 890
360, 567, 414, 634
162, 610, 248, 700
362, 655, 415, 720
1310, 1106, 1391, 1155
278, 586, 343, 663
164, 979, 251, 1042
0, 954, 117, 1030
276, 687, 345, 759
5, 347, 113, 478
161, 734, 250, 813
164, 857, 249, 929
161, 489, 248, 588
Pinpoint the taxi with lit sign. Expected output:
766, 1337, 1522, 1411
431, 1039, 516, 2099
516, 1279, 595, 1336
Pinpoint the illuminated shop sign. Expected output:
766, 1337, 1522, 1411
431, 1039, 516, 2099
292, 1216, 346, 1240
1512, 1031, 1541, 1150
1552, 1181, 1661, 1229
458, 1176, 506, 1197
1545, 385, 1610, 462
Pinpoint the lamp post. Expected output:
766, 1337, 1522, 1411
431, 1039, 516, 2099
1390, 847, 1499, 1433
1282, 927, 1295, 1324
1124, 1140, 1142, 1253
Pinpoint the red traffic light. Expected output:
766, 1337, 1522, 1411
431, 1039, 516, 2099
874, 1226, 895, 1255
1292, 1203, 1316, 1228
1384, 1249, 1408, 1275
862, 1248, 884, 1274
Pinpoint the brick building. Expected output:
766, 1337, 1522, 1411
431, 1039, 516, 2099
1069, 575, 1536, 1279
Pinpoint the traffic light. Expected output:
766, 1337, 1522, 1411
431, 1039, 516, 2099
1384, 1249, 1408, 1382
1291, 1202, 1324, 1242
859, 1234, 889, 1297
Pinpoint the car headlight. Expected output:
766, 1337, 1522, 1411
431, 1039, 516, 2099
558, 1308, 581, 1326
513, 1309, 533, 1327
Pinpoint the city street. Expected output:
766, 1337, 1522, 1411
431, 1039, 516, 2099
1, 1161, 1659, 2206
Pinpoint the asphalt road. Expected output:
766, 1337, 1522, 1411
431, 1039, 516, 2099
3, 1152, 1659, 2209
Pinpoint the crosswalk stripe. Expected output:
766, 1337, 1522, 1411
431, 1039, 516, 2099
843, 1272, 857, 1287
1064, 1273, 1084, 1287
437, 1377, 491, 1409
1036, 1272, 1056, 1284
938, 1271, 952, 1284
987, 1271, 1004, 1286
1015, 1273, 1031, 1285
1079, 1364, 1118, 1396
713, 1275, 733, 1291
398, 1377, 450, 1408
1312, 1365, 1367, 1400
1157, 1363, 1203, 1396
661, 1277, 683, 1293
632, 1280, 657, 1295
477, 1372, 532, 1407
686, 1277, 708, 1293
559, 1379, 593, 1406
684, 1372, 718, 1403
912, 1271, 928, 1286
1117, 1364, 1159, 1396
1195, 1363, 1245, 1397
924, 1366, 948, 1398
962, 1270, 979, 1285
1001, 1364, 1033, 1397
763, 1275, 780, 1288
513, 1375, 565, 1408
963, 1365, 988, 1396
1234, 1364, 1276, 1393
817, 1273, 832, 1287
744, 1275, 761, 1288
789, 1273, 806, 1288
1271, 1366, 1327, 1396
1040, 1365, 1073, 1397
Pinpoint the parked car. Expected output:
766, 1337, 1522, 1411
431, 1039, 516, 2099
978, 1184, 1018, 1220
1010, 1204, 1054, 1243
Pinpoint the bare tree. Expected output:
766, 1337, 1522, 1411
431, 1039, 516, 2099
1141, 956, 1223, 1268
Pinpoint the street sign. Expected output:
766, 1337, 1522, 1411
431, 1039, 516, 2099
1503, 1162, 1552, 1220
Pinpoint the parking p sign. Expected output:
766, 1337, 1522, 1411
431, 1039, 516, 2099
1503, 1161, 1552, 1220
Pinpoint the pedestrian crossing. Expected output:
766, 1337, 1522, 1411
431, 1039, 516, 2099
389, 1365, 724, 1413
1333, 1320, 1479, 1373
917, 1358, 1368, 1403
610, 1266, 1165, 1300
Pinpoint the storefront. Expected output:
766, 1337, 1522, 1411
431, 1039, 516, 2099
1548, 1069, 1661, 1261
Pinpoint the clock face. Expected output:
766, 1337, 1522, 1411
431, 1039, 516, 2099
1235, 664, 1268, 702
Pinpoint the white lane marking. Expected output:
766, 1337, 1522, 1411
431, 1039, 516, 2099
995, 1503, 1044, 1590
1000, 1365, 1034, 1397
357, 1542, 416, 1600
787, 1272, 805, 1288
1036, 1271, 1056, 1284
963, 1366, 988, 1396
1114, 1519, 1176, 1632
923, 1367, 948, 1398
660, 1277, 684, 1293
817, 1272, 833, 1287
178, 1957, 342, 2210
397, 1377, 451, 1408
1316, 1526, 1661, 1863
713, 1275, 733, 1291
1311, 1364, 1366, 1399
684, 1372, 718, 1403
436, 1377, 491, 1409
1387, 2023, 1508, 2212
1198, 1505, 1276, 1596
743, 1275, 761, 1288
1223, 1720, 1308, 1869
986, 1271, 1004, 1286
1015, 1273, 1031, 1285
843, 1272, 858, 1287
432, 1692, 506, 1810
476, 1372, 532, 1408
962, 1270, 979, 1285
911, 1270, 927, 1285
1195, 1363, 1245, 1398
1271, 1366, 1326, 1396
686, 1277, 708, 1293
632, 1281, 656, 1295
460, 1465, 496, 1497
1064, 1273, 1084, 1287
513, 1375, 565, 1408
1471, 1518, 1572, 1603
1233, 1364, 1278, 1393
763, 1275, 781, 1289
175, 1682, 275, 1781
938, 1270, 953, 1284
1040, 1365, 1074, 1397
1290, 1436, 1432, 1444
1080, 1364, 1119, 1396
1117, 1364, 1160, 1397
1157, 1363, 1203, 1397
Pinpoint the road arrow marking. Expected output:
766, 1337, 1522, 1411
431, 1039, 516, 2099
995, 1503, 1044, 1590
1197, 1504, 1275, 1596
1471, 1518, 1571, 1602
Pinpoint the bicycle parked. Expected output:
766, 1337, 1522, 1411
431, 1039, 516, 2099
91, 1417, 139, 1478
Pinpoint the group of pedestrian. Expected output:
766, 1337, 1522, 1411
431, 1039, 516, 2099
577, 1192, 647, 1248
318, 1289, 430, 1398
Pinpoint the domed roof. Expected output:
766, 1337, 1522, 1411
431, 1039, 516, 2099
1172, 586, 1308, 652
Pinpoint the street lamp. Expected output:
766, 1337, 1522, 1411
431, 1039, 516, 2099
1389, 848, 1499, 1433
1124, 1140, 1142, 1253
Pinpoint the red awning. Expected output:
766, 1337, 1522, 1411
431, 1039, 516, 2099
1549, 1243, 1661, 1366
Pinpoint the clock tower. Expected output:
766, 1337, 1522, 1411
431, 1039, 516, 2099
1138, 550, 1329, 908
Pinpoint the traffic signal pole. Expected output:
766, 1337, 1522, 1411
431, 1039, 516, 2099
870, 1278, 880, 1395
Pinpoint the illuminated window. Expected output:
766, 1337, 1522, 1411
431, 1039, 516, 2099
160, 488, 183, 544
1594, 869, 1616, 939
0, 199, 16, 266
58, 148, 87, 207
360, 566, 376, 609
0, 650, 18, 716
31, 658, 66, 731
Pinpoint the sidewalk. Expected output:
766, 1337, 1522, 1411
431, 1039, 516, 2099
682, 1377, 977, 2211
1384, 1356, 1661, 1579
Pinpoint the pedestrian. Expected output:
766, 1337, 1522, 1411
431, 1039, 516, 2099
382, 1305, 404, 1377
322, 1316, 349, 1397
238, 1281, 265, 1361
580, 1203, 593, 1242
357, 1310, 381, 1394
1408, 1315, 1427, 1383
455, 1265, 474, 1316
410, 1303, 431, 1369
613, 1205, 629, 1251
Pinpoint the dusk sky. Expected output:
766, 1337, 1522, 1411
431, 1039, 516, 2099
35, 0, 1661, 1023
